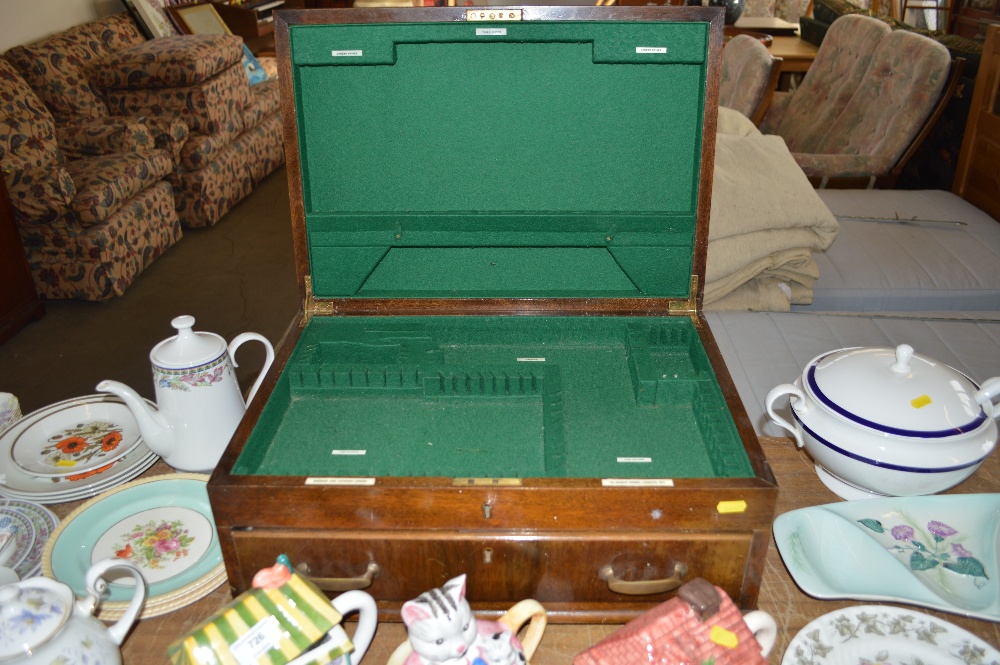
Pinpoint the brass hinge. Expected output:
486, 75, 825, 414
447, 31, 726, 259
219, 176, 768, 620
668, 275, 699, 319
302, 275, 335, 325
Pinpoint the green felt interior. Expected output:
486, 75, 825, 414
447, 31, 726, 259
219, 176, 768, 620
233, 316, 754, 479
289, 20, 710, 298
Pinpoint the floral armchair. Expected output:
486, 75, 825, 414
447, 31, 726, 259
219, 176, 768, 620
760, 14, 960, 187
3, 12, 283, 228
0, 56, 181, 301
719, 35, 782, 126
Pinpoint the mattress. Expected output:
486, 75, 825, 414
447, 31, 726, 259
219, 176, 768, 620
706, 310, 1000, 437
796, 190, 1000, 312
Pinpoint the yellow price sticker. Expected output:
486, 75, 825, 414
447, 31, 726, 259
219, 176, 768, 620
710, 625, 739, 649
911, 395, 932, 409
717, 500, 747, 514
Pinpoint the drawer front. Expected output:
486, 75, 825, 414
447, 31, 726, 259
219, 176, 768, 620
231, 529, 753, 620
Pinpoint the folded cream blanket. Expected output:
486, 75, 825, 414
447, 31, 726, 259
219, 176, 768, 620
705, 112, 838, 311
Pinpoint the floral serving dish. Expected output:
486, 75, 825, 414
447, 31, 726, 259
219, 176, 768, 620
773, 494, 1000, 621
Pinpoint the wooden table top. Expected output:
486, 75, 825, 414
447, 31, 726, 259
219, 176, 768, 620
48, 435, 999, 664
768, 36, 818, 73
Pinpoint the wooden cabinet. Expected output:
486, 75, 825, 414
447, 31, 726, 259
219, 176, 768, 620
949, 0, 1000, 39
954, 25, 1000, 219
0, 178, 44, 346
212, 1, 285, 54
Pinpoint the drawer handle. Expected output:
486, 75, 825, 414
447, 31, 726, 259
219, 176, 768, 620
305, 562, 382, 592
598, 562, 688, 595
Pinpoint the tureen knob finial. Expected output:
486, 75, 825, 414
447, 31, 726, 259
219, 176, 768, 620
890, 344, 914, 375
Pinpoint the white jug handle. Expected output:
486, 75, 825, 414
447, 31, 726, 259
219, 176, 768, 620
974, 377, 1000, 420
765, 383, 805, 448
229, 332, 275, 406
286, 589, 378, 665
742, 610, 777, 657
85, 558, 147, 646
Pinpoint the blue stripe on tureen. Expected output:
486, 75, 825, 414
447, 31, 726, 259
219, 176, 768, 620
806, 362, 988, 439
796, 418, 990, 473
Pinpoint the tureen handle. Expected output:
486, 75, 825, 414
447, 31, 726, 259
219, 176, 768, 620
765, 384, 805, 448
974, 377, 1000, 419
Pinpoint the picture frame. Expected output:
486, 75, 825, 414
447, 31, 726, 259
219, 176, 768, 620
166, 3, 233, 36
127, 0, 178, 38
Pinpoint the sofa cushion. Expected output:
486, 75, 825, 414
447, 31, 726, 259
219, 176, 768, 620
88, 12, 147, 53
106, 62, 251, 136
94, 34, 244, 90
241, 79, 281, 132
65, 149, 173, 225
0, 57, 65, 173
3, 27, 112, 122
56, 118, 156, 158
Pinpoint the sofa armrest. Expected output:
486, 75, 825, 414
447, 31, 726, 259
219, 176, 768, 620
3, 166, 77, 226
56, 118, 155, 159
791, 152, 896, 179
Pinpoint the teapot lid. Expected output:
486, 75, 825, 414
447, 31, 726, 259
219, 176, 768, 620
806, 344, 988, 437
150, 316, 227, 369
0, 580, 73, 660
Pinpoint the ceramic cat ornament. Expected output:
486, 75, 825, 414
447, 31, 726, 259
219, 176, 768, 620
402, 575, 526, 665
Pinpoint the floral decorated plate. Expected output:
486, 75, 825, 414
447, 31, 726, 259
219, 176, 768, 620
6, 394, 143, 478
782, 605, 1000, 664
0, 395, 158, 504
1, 499, 58, 579
773, 494, 1000, 622
0, 506, 34, 571
43, 474, 225, 618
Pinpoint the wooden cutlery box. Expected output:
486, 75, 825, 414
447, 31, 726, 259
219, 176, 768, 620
207, 5, 778, 623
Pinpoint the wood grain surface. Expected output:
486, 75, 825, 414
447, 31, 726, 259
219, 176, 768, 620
47, 435, 1000, 664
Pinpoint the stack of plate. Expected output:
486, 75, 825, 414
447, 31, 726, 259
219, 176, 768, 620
0, 394, 159, 504
42, 474, 226, 619
0, 498, 58, 579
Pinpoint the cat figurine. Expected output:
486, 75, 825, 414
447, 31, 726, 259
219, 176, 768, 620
402, 574, 526, 665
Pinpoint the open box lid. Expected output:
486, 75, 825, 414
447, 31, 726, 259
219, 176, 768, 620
275, 6, 723, 312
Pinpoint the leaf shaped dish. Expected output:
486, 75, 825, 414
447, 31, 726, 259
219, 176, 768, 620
773, 494, 1000, 622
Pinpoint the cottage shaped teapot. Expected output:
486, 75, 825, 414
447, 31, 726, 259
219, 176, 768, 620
0, 558, 146, 664
97, 315, 274, 473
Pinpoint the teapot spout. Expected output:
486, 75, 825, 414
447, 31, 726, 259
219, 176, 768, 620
95, 380, 175, 458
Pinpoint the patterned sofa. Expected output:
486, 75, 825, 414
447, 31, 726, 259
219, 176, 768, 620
3, 12, 284, 229
0, 56, 181, 301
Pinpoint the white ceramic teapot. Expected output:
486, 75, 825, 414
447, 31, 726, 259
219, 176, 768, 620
96, 315, 274, 473
0, 558, 146, 665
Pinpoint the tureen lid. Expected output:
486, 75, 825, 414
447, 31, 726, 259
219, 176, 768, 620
0, 581, 72, 660
806, 344, 988, 437
150, 315, 227, 369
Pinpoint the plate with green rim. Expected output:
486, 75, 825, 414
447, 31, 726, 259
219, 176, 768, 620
42, 473, 224, 615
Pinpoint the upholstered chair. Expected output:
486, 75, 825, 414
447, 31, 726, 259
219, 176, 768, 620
760, 14, 959, 187
4, 12, 283, 228
0, 57, 181, 301
719, 35, 782, 125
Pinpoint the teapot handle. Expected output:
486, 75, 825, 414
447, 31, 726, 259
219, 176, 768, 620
85, 558, 147, 646
229, 333, 276, 406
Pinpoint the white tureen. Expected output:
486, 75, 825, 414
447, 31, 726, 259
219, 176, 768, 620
766, 344, 1000, 499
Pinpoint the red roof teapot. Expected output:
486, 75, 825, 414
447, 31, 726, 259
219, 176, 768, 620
96, 315, 274, 472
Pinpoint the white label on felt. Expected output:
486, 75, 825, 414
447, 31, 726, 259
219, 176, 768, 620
331, 449, 366, 455
230, 615, 284, 665
476, 28, 507, 35
331, 50, 363, 57
636, 47, 668, 54
617, 457, 652, 463
517, 357, 545, 362
305, 477, 376, 486
602, 478, 674, 487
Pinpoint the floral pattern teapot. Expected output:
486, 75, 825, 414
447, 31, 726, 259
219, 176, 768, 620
96, 315, 274, 473
0, 558, 146, 665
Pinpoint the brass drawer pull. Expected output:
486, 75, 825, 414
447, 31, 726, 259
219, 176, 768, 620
303, 562, 382, 592
598, 562, 688, 595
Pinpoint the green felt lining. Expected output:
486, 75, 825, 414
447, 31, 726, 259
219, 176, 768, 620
233, 316, 753, 479
289, 19, 710, 299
